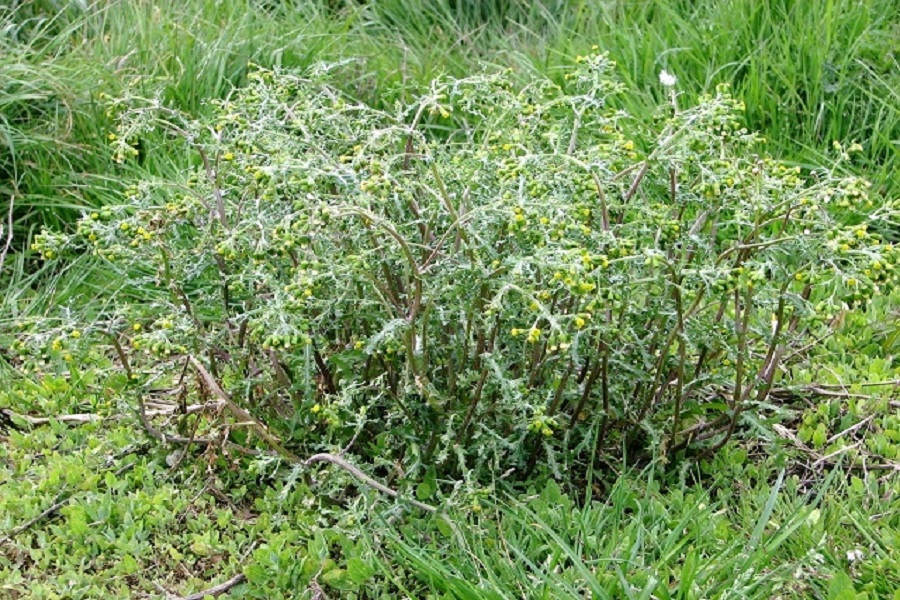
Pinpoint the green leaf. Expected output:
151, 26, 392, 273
346, 557, 375, 585
243, 563, 267, 584
321, 567, 356, 591
308, 534, 328, 560
417, 466, 437, 500
827, 572, 858, 600
120, 554, 139, 575
806, 508, 821, 527
416, 480, 434, 500
541, 479, 562, 505
191, 537, 212, 556
67, 506, 89, 537
9, 412, 30, 430
812, 423, 828, 448
678, 547, 698, 597
435, 517, 453, 538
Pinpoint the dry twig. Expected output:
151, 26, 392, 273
176, 573, 247, 600
773, 424, 900, 472
0, 458, 139, 547
304, 453, 436, 513
0, 493, 69, 547
140, 356, 438, 513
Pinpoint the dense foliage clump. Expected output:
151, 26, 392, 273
24, 55, 899, 485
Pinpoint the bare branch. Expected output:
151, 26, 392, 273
305, 453, 436, 513
177, 573, 247, 600
0, 493, 69, 547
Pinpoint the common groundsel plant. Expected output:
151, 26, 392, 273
27, 53, 900, 484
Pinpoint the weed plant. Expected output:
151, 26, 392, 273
21, 59, 899, 487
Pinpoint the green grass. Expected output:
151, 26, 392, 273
383, 464, 900, 599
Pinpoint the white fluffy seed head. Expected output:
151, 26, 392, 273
659, 70, 677, 87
